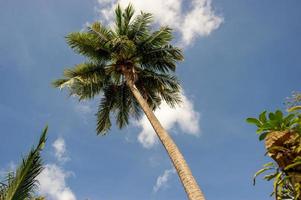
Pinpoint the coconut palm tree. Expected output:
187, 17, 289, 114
53, 4, 205, 200
0, 127, 47, 200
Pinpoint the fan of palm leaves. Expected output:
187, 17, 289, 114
53, 4, 184, 135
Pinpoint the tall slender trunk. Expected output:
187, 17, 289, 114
126, 79, 206, 200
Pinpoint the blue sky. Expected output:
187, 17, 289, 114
1, 0, 301, 199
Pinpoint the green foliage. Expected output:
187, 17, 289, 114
247, 93, 301, 200
0, 127, 48, 200
53, 4, 184, 135
253, 162, 301, 199
246, 110, 301, 141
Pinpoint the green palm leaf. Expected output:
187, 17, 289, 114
1, 127, 48, 200
53, 62, 107, 100
128, 12, 153, 41
66, 32, 111, 62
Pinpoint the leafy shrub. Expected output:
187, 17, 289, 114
247, 110, 301, 141
247, 93, 301, 199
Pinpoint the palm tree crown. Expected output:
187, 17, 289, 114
53, 4, 184, 134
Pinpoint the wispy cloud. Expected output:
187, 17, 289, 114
73, 102, 92, 115
72, 99, 96, 124
37, 164, 76, 200
136, 92, 200, 148
52, 137, 70, 163
95, 0, 223, 47
153, 168, 176, 192
0, 161, 16, 179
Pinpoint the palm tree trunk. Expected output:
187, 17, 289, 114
126, 79, 206, 200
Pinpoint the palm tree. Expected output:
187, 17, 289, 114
53, 4, 205, 200
0, 127, 48, 200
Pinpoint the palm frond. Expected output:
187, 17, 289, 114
96, 85, 117, 134
96, 82, 143, 134
87, 22, 112, 43
158, 88, 182, 107
114, 4, 124, 35
128, 12, 153, 41
66, 32, 111, 62
4, 126, 47, 200
115, 84, 130, 129
122, 4, 135, 34
143, 88, 162, 110
136, 69, 181, 107
138, 45, 183, 72
53, 62, 108, 100
143, 27, 173, 47
139, 69, 181, 90
128, 92, 142, 119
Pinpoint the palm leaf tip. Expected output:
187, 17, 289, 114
4, 127, 48, 200
52, 79, 69, 89
37, 125, 48, 150
96, 96, 113, 135
115, 4, 123, 33
96, 113, 111, 135
123, 3, 135, 23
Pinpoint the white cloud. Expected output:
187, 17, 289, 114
153, 168, 176, 192
37, 164, 76, 200
95, 0, 223, 46
137, 92, 200, 148
0, 161, 16, 179
52, 137, 70, 163
180, 0, 223, 45
38, 137, 76, 200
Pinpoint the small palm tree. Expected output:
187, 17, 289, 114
0, 127, 48, 200
53, 4, 205, 200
